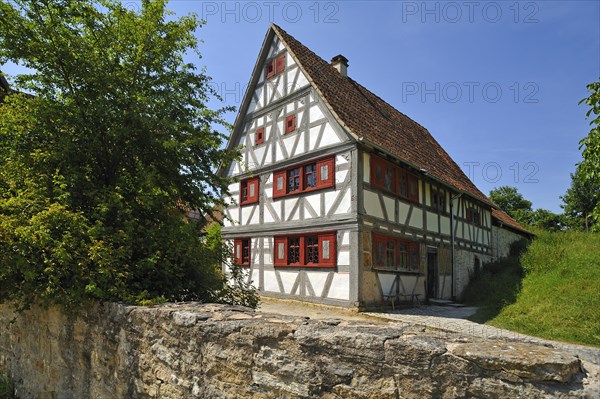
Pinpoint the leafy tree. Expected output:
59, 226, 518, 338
0, 0, 255, 309
560, 164, 600, 231
527, 208, 564, 232
579, 80, 600, 179
489, 186, 565, 231
489, 186, 533, 225
578, 80, 600, 229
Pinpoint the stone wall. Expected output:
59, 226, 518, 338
492, 225, 527, 259
454, 249, 494, 299
0, 302, 594, 398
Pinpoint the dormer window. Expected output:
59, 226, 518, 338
255, 127, 264, 145
265, 54, 285, 79
285, 114, 296, 133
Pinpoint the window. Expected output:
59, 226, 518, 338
371, 155, 419, 203
265, 54, 285, 79
306, 236, 319, 264
430, 187, 447, 213
234, 239, 250, 266
274, 232, 336, 268
408, 174, 419, 203
287, 167, 301, 193
255, 127, 264, 145
273, 156, 335, 198
398, 172, 408, 197
372, 233, 420, 272
285, 114, 296, 133
266, 60, 275, 79
466, 207, 481, 225
304, 163, 317, 188
384, 165, 395, 192
240, 177, 259, 205
288, 237, 301, 265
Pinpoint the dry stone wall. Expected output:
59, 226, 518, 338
0, 302, 595, 398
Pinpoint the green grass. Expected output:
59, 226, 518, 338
0, 375, 15, 399
462, 231, 600, 347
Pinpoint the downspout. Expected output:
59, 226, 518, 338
450, 192, 463, 300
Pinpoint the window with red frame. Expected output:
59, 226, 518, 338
285, 114, 296, 133
255, 127, 265, 145
273, 157, 335, 198
265, 54, 285, 79
370, 155, 419, 203
234, 239, 250, 266
274, 232, 336, 267
372, 233, 420, 272
240, 177, 259, 205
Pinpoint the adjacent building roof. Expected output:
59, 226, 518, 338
271, 24, 494, 207
491, 209, 532, 236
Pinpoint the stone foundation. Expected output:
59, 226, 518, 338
0, 302, 594, 398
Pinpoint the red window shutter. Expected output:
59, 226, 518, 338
285, 114, 296, 133
234, 239, 242, 265
248, 178, 259, 203
370, 156, 377, 188
265, 59, 275, 78
275, 54, 285, 74
274, 237, 287, 266
318, 232, 337, 267
316, 157, 335, 189
371, 156, 385, 189
255, 127, 264, 145
272, 169, 287, 198
240, 180, 247, 205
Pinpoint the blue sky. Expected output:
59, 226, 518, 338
3, 1, 599, 212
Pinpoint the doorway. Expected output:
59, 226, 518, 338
427, 251, 438, 300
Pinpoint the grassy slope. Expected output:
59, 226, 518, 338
462, 231, 600, 347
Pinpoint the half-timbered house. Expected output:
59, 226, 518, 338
220, 25, 530, 308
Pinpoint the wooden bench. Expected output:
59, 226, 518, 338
383, 294, 421, 310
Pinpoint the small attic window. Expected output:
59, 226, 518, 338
265, 54, 285, 79
285, 114, 296, 133
265, 60, 275, 79
255, 127, 265, 145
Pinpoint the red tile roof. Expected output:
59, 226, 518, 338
272, 24, 493, 207
491, 209, 531, 235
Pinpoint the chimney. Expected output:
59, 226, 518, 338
331, 54, 348, 77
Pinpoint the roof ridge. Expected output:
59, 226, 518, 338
271, 25, 495, 207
